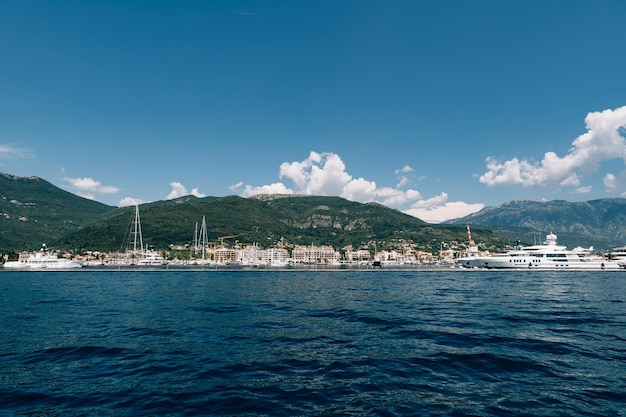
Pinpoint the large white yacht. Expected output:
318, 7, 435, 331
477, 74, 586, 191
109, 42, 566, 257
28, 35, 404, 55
3, 245, 83, 270
462, 233, 622, 270
607, 245, 626, 269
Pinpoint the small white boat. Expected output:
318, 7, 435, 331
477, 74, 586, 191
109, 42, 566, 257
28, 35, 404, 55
3, 245, 83, 270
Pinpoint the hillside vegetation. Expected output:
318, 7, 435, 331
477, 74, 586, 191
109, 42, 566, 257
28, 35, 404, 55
0, 172, 508, 254
56, 194, 509, 254
0, 173, 115, 252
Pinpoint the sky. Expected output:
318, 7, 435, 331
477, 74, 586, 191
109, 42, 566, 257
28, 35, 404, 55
1, 1, 626, 223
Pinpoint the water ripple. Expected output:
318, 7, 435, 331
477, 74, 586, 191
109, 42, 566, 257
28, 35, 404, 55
0, 270, 624, 416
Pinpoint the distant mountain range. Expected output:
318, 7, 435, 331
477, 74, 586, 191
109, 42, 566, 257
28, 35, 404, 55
450, 198, 626, 251
2, 171, 626, 254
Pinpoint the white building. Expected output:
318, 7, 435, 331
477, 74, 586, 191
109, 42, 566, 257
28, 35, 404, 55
292, 245, 340, 264
344, 250, 371, 262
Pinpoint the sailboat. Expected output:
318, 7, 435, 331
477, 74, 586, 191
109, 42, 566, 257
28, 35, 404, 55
191, 215, 214, 266
117, 205, 166, 266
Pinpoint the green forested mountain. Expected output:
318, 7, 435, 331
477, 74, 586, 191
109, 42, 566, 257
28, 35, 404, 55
56, 194, 509, 254
0, 172, 510, 254
0, 173, 115, 252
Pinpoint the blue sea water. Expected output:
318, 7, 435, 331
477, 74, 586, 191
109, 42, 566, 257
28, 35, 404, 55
0, 269, 624, 416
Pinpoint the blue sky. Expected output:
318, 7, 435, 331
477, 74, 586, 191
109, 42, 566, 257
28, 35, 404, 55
1, 1, 626, 222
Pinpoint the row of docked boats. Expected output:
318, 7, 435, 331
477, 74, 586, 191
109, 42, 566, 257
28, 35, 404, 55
458, 232, 626, 270
2, 205, 159, 270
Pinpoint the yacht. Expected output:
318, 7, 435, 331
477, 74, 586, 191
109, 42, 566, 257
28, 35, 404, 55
608, 245, 626, 260
463, 233, 622, 270
607, 245, 626, 269
3, 245, 83, 270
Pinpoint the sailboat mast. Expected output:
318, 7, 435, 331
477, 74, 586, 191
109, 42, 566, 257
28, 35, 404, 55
201, 216, 207, 261
133, 205, 144, 256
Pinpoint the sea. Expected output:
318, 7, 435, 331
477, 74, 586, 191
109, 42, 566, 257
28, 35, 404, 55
1, 268, 624, 416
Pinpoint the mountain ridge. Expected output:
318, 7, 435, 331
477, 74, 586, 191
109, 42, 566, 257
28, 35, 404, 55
0, 172, 508, 254
450, 198, 626, 250
3, 171, 626, 254
0, 173, 115, 251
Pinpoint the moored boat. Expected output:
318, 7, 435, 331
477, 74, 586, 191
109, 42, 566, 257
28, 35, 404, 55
107, 205, 167, 267
461, 233, 622, 270
3, 245, 83, 270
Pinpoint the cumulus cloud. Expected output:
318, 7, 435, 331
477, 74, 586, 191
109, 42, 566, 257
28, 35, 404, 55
239, 182, 294, 196
118, 197, 145, 207
240, 151, 422, 205
278, 151, 352, 196
62, 176, 119, 200
404, 193, 485, 223
480, 106, 626, 192
238, 151, 483, 222
603, 172, 626, 196
604, 173, 617, 192
166, 182, 206, 200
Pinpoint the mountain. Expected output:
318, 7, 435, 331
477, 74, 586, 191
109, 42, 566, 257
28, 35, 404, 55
0, 171, 543, 255
450, 199, 626, 251
56, 194, 509, 254
0, 173, 115, 252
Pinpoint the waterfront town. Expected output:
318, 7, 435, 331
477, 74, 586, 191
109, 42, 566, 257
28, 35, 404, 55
78, 240, 462, 268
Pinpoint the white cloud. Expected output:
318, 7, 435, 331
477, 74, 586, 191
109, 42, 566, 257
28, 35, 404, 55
395, 165, 414, 174
341, 177, 378, 202
244, 151, 421, 205
480, 106, 626, 191
410, 193, 450, 209
604, 173, 617, 191
603, 171, 626, 196
0, 144, 32, 161
166, 181, 206, 200
396, 177, 409, 188
229, 181, 244, 192
394, 164, 414, 188
376, 186, 421, 206
278, 151, 352, 196
240, 182, 293, 197
238, 151, 482, 222
559, 173, 581, 187
62, 176, 119, 200
118, 197, 144, 207
404, 193, 485, 223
